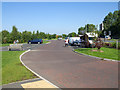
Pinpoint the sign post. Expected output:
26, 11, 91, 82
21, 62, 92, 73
104, 31, 106, 41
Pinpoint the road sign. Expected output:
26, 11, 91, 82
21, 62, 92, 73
104, 31, 106, 36
109, 31, 111, 35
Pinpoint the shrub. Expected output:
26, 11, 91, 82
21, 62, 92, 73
104, 41, 120, 49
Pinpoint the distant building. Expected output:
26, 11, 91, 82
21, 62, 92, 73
99, 23, 104, 31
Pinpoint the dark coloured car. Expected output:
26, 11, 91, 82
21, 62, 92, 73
28, 39, 43, 44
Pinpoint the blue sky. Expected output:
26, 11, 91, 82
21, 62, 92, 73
2, 2, 118, 34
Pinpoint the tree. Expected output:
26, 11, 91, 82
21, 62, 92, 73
51, 34, 56, 39
103, 12, 113, 30
32, 31, 37, 39
78, 27, 85, 35
85, 24, 96, 32
102, 10, 120, 38
46, 33, 52, 40
1, 30, 9, 43
10, 26, 20, 42
62, 34, 67, 39
36, 30, 39, 39
22, 31, 32, 42
68, 32, 76, 37
39, 32, 46, 39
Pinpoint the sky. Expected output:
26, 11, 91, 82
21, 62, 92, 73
2, 2, 118, 35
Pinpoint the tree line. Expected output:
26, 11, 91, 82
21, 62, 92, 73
1, 26, 78, 44
0, 26, 58, 44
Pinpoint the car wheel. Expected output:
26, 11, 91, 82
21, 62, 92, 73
29, 42, 31, 44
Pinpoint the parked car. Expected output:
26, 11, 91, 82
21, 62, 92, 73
105, 35, 111, 40
28, 39, 43, 44
58, 38, 62, 40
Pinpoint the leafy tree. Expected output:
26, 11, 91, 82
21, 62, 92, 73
85, 24, 96, 32
102, 10, 120, 38
10, 26, 20, 42
22, 31, 32, 42
78, 27, 85, 35
51, 34, 56, 39
32, 31, 37, 39
1, 30, 9, 43
36, 30, 39, 39
46, 33, 52, 40
62, 34, 67, 39
68, 32, 76, 37
103, 12, 113, 30
39, 32, 46, 39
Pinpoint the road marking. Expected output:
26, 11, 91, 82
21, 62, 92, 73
20, 45, 60, 89
21, 80, 57, 88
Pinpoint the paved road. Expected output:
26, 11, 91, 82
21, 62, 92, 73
0, 46, 8, 51
22, 40, 118, 88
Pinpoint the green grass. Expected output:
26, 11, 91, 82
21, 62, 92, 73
1, 44, 10, 47
74, 47, 119, 60
107, 39, 118, 41
43, 40, 50, 44
1, 43, 27, 47
2, 51, 37, 84
43, 38, 57, 40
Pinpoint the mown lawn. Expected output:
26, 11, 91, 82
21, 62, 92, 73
1, 44, 10, 47
74, 47, 119, 60
1, 43, 27, 47
43, 40, 50, 44
2, 51, 37, 84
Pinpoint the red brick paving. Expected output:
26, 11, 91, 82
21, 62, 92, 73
22, 40, 118, 88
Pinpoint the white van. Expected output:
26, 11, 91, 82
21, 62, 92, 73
86, 33, 98, 45
68, 37, 80, 45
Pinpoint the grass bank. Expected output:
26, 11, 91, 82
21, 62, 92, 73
2, 51, 37, 84
74, 47, 119, 60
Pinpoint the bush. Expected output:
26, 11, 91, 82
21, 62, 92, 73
104, 41, 120, 49
103, 42, 111, 47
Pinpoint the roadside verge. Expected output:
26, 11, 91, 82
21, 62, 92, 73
72, 49, 120, 62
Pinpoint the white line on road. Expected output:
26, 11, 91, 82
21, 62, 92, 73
19, 43, 61, 89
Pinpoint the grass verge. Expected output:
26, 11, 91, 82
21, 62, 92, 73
74, 47, 119, 60
2, 51, 37, 85
1, 44, 10, 47
43, 40, 50, 44
1, 43, 27, 47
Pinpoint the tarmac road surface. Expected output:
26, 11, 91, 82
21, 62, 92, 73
22, 40, 118, 88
